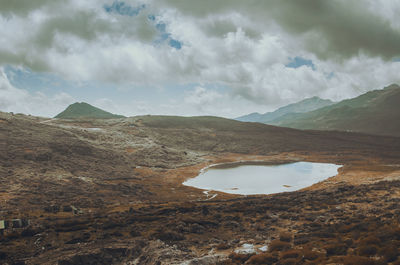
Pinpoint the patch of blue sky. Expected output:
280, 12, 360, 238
104, 1, 145, 17
5, 65, 233, 117
169, 39, 182, 49
286, 56, 316, 70
155, 21, 166, 32
5, 65, 216, 107
149, 16, 182, 50
4, 66, 71, 95
4, 65, 138, 103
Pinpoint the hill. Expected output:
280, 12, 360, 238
236, 96, 334, 123
55, 102, 125, 119
2, 111, 400, 264
271, 84, 400, 137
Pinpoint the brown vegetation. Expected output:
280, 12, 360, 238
1, 112, 400, 264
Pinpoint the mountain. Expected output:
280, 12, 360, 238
236, 96, 334, 123
55, 102, 125, 119
271, 84, 400, 137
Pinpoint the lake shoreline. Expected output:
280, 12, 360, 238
183, 161, 342, 195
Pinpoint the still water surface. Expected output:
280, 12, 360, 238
183, 162, 341, 195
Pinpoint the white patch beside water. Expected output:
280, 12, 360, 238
183, 162, 341, 195
235, 243, 256, 254
87, 127, 103, 131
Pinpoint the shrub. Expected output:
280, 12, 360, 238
279, 232, 292, 242
247, 253, 277, 264
279, 258, 299, 265
357, 245, 378, 257
216, 260, 235, 265
302, 248, 320, 261
152, 231, 184, 242
344, 238, 353, 247
359, 236, 381, 246
376, 226, 400, 241
337, 224, 354, 233
325, 243, 348, 256
21, 228, 38, 237
280, 249, 301, 259
312, 231, 336, 238
342, 256, 376, 265
216, 243, 230, 250
293, 234, 310, 245
228, 252, 253, 263
268, 240, 291, 252
129, 230, 141, 237
378, 246, 399, 262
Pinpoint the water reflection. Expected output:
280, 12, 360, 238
183, 162, 341, 195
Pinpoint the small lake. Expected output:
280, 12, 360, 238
183, 162, 341, 195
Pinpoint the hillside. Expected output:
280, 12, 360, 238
272, 84, 400, 137
55, 102, 125, 119
236, 96, 334, 123
5, 84, 400, 265
2, 111, 400, 264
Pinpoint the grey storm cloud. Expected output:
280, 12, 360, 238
0, 0, 61, 16
158, 0, 400, 60
267, 1, 400, 60
0, 50, 49, 72
32, 11, 110, 48
1, 0, 399, 70
33, 9, 157, 48
0, 1, 157, 72
0, 0, 400, 109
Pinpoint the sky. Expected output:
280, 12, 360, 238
1, 0, 400, 118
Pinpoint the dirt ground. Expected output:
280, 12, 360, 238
1, 112, 400, 264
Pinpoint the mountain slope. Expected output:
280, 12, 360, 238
272, 84, 400, 137
55, 102, 125, 119
236, 96, 334, 123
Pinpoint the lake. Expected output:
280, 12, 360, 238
183, 162, 341, 195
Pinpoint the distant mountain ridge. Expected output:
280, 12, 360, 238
55, 102, 125, 119
271, 84, 400, 137
236, 96, 334, 123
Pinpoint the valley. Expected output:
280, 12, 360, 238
2, 1, 400, 264
1, 112, 400, 264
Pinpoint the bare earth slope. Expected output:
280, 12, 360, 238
1, 112, 400, 264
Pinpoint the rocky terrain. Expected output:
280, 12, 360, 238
1, 112, 400, 264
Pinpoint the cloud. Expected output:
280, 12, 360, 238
0, 0, 57, 16
151, 17, 183, 49
184, 86, 222, 110
1, 0, 400, 117
156, 0, 400, 60
0, 68, 75, 117
0, 1, 158, 72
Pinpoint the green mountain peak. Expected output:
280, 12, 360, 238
55, 102, 125, 119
